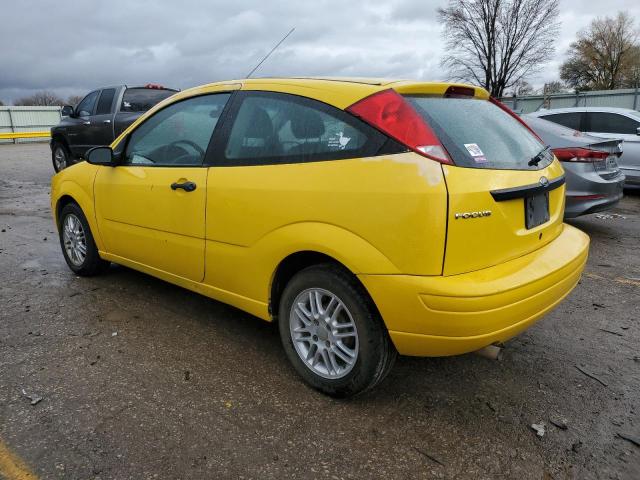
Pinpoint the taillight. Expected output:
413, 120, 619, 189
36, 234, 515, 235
552, 147, 609, 162
145, 83, 164, 89
346, 89, 452, 164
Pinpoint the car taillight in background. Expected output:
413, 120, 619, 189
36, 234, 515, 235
346, 89, 452, 164
145, 83, 165, 89
552, 148, 609, 162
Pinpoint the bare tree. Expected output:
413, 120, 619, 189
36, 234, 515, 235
14, 91, 64, 106
560, 12, 639, 90
438, 0, 560, 97
510, 80, 534, 96
67, 94, 83, 107
543, 80, 565, 94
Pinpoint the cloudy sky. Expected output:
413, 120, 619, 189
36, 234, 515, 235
1, 0, 639, 104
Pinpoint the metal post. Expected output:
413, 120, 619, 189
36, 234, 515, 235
7, 107, 16, 144
634, 86, 638, 111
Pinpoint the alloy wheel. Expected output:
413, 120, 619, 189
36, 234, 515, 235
289, 288, 359, 379
62, 213, 87, 266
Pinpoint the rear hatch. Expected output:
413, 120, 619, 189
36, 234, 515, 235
404, 94, 566, 276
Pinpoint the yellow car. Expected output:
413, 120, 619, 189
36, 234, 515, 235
51, 78, 589, 397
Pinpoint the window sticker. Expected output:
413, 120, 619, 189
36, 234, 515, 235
328, 131, 351, 150
464, 143, 487, 163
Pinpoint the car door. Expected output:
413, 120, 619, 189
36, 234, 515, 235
67, 90, 100, 157
585, 111, 640, 183
93, 93, 232, 281
86, 87, 117, 147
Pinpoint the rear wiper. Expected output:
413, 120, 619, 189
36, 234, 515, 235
528, 145, 550, 167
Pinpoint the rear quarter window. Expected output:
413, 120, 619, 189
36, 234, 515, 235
220, 92, 387, 166
406, 96, 550, 170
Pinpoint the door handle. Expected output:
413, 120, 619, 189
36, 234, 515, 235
103, 119, 111, 124
82, 121, 91, 125
171, 181, 197, 192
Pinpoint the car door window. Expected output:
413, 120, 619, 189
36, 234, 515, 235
125, 94, 230, 166
587, 112, 640, 134
222, 92, 386, 166
541, 112, 583, 130
76, 91, 99, 117
95, 88, 116, 115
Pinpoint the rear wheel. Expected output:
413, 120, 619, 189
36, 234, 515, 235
58, 203, 109, 276
52, 142, 71, 173
278, 264, 396, 397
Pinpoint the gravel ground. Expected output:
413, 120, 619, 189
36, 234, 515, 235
0, 143, 638, 480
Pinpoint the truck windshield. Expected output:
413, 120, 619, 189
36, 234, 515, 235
121, 88, 177, 113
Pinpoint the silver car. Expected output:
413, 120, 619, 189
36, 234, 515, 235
528, 107, 640, 186
523, 114, 625, 218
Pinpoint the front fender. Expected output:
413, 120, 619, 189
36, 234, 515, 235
51, 164, 102, 249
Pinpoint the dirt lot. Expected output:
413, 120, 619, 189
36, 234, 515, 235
0, 143, 638, 480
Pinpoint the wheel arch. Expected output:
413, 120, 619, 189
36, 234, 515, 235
269, 250, 379, 321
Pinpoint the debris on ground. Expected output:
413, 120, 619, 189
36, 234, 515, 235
112, 332, 118, 337
595, 213, 626, 220
549, 418, 568, 430
598, 328, 624, 337
21, 388, 43, 405
574, 365, 608, 387
412, 446, 444, 466
531, 423, 546, 437
617, 433, 640, 447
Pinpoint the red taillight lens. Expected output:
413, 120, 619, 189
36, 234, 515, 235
552, 147, 609, 162
145, 83, 164, 89
346, 89, 452, 164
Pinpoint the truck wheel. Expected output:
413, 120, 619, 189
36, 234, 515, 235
52, 142, 71, 173
278, 264, 397, 397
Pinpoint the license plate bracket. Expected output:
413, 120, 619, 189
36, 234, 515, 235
525, 192, 550, 229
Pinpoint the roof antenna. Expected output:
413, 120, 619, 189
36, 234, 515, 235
246, 27, 295, 78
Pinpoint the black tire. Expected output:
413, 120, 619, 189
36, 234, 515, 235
52, 141, 71, 173
278, 264, 397, 397
58, 203, 110, 276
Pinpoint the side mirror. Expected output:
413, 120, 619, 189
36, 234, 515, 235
61, 105, 74, 117
86, 146, 116, 166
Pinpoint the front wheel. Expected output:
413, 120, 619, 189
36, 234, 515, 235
278, 264, 397, 397
58, 203, 110, 276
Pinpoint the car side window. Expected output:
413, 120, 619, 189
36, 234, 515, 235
124, 94, 230, 167
542, 112, 583, 130
76, 91, 100, 117
221, 92, 385, 166
587, 112, 640, 134
95, 88, 116, 116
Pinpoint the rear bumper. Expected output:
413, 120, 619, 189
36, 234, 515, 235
359, 224, 589, 356
563, 164, 625, 218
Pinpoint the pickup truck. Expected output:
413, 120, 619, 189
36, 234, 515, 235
50, 84, 178, 172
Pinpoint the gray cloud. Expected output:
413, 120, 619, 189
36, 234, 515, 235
1, 0, 639, 103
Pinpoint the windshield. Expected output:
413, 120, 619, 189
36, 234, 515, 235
405, 96, 552, 170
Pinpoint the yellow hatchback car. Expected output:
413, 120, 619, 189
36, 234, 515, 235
51, 78, 589, 397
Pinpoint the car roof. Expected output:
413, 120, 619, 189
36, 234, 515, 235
168, 77, 490, 110
531, 106, 640, 116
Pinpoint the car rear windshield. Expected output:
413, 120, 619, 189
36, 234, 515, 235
404, 96, 551, 170
121, 88, 177, 113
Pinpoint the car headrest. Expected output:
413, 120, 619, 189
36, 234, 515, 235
290, 109, 325, 139
245, 107, 274, 139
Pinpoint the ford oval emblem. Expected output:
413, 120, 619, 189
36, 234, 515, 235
539, 176, 549, 187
